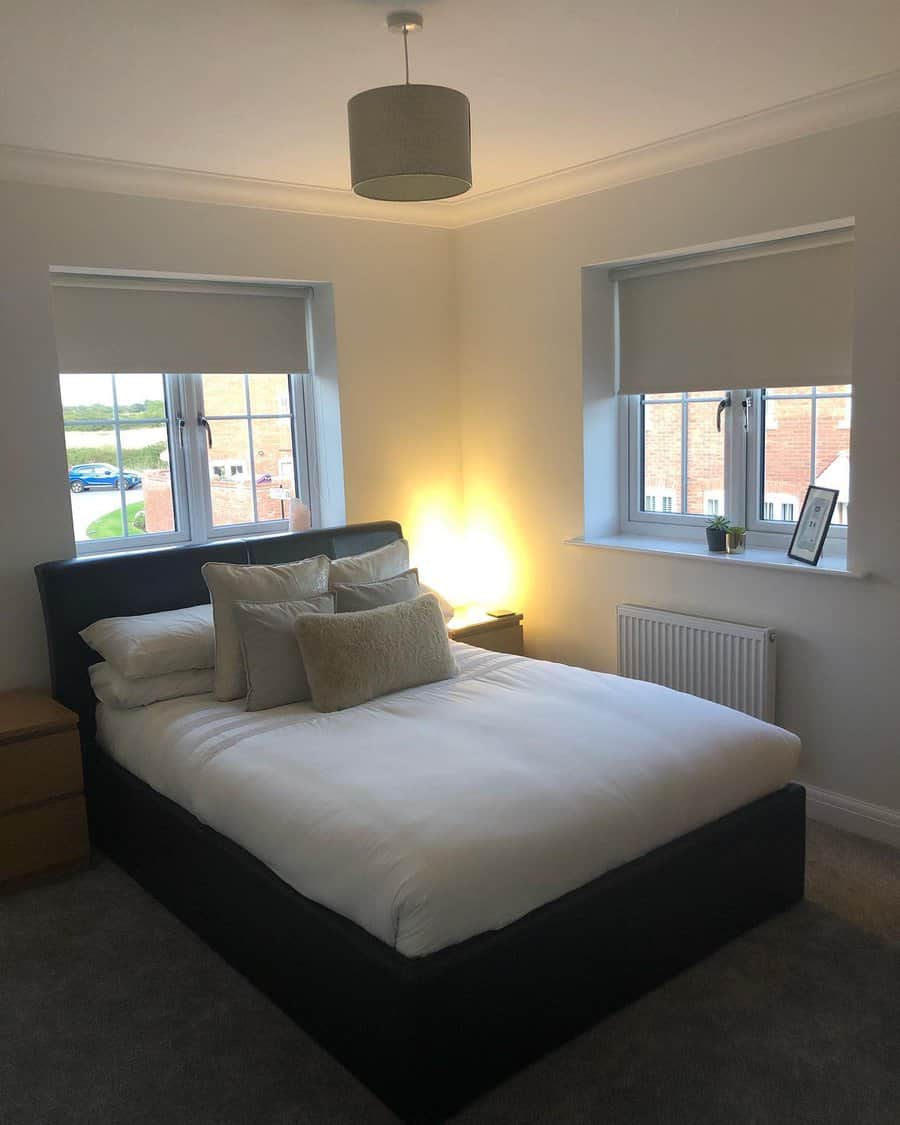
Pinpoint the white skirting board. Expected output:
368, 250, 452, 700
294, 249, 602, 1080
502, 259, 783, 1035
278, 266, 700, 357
804, 784, 900, 849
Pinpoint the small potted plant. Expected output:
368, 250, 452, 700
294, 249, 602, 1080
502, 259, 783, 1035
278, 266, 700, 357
706, 515, 729, 553
726, 525, 747, 554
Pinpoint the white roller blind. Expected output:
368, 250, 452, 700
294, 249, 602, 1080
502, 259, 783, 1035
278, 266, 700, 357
51, 275, 311, 374
615, 233, 854, 394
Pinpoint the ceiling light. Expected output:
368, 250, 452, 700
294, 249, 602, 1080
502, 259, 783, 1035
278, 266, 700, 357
348, 11, 472, 202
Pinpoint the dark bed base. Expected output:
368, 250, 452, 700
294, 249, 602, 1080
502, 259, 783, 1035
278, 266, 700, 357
87, 740, 804, 1122
35, 522, 806, 1122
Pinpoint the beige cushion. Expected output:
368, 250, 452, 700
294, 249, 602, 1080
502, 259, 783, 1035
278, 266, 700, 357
80, 604, 214, 678
295, 593, 457, 713
202, 556, 330, 701
329, 539, 410, 587
333, 568, 420, 613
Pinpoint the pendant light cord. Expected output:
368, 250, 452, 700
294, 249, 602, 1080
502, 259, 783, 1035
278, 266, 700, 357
403, 27, 410, 84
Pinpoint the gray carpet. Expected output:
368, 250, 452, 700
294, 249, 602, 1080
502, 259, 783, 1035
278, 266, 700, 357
1, 821, 898, 1125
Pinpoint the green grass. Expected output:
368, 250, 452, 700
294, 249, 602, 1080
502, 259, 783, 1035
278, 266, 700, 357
64, 399, 166, 429
67, 442, 167, 472
86, 501, 146, 541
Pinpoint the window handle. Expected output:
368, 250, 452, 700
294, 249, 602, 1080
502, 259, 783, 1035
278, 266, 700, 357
198, 413, 213, 449
716, 392, 732, 432
741, 394, 752, 432
176, 414, 185, 449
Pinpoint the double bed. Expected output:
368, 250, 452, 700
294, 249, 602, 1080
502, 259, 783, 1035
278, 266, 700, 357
36, 521, 805, 1122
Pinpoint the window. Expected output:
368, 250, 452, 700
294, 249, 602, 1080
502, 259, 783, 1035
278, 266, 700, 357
639, 392, 725, 517
51, 272, 320, 555
643, 489, 678, 513
759, 385, 852, 528
61, 372, 314, 553
612, 226, 853, 553
626, 384, 851, 548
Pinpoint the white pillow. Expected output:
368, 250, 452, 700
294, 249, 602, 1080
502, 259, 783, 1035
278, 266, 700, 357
202, 556, 330, 701
80, 604, 214, 679
328, 540, 455, 621
89, 661, 214, 709
329, 539, 410, 587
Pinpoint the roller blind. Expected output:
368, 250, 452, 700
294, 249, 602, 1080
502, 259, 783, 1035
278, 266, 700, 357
51, 275, 311, 374
614, 232, 853, 395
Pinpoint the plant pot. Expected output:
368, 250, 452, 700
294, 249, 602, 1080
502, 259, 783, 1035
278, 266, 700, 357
706, 527, 727, 553
725, 530, 747, 554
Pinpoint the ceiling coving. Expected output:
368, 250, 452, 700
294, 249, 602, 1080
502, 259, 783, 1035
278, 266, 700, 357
347, 11, 472, 202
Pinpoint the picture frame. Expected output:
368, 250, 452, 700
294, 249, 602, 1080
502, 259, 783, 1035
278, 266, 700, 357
787, 485, 840, 566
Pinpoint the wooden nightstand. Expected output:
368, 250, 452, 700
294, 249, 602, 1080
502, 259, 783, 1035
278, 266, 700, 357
0, 691, 89, 890
448, 611, 524, 656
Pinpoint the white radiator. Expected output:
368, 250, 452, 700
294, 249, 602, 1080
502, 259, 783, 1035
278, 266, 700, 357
616, 604, 776, 722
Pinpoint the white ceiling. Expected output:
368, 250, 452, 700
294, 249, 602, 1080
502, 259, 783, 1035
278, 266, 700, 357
0, 0, 898, 198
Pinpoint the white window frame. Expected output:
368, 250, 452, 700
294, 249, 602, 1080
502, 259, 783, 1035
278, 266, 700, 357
623, 390, 742, 536
70, 372, 317, 556
621, 387, 849, 554
746, 387, 848, 543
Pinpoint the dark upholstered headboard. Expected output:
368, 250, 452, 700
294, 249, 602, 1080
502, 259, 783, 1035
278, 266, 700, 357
35, 521, 402, 740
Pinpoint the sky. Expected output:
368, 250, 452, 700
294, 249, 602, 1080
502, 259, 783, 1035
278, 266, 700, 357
59, 373, 164, 408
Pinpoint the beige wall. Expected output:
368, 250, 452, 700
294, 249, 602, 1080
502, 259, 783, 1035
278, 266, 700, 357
0, 181, 460, 688
1, 114, 897, 819
455, 114, 900, 812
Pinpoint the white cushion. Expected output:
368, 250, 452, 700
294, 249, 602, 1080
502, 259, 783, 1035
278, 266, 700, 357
202, 556, 330, 701
328, 540, 455, 621
80, 604, 214, 679
329, 539, 410, 587
89, 661, 214, 709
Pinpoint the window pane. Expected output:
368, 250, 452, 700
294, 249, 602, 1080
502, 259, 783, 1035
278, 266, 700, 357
687, 390, 724, 400
762, 395, 811, 522
202, 373, 247, 416
686, 398, 724, 516
114, 373, 166, 421
199, 374, 298, 532
65, 423, 124, 542
208, 418, 253, 526
250, 416, 297, 523
248, 373, 291, 415
63, 374, 178, 544
642, 401, 682, 513
814, 394, 851, 526
766, 385, 813, 396
643, 393, 681, 403
60, 373, 114, 424
119, 422, 175, 535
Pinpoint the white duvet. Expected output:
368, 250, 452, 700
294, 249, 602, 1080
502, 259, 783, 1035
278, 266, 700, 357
97, 644, 800, 957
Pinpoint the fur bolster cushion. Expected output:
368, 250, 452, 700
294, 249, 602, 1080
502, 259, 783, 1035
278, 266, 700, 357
294, 593, 458, 713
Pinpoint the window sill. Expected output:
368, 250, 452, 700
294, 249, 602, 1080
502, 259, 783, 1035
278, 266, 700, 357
566, 534, 864, 579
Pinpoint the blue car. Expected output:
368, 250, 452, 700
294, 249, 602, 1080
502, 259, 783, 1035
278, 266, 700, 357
68, 463, 142, 493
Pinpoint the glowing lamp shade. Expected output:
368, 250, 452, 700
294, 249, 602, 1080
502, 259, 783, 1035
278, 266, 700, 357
348, 84, 472, 202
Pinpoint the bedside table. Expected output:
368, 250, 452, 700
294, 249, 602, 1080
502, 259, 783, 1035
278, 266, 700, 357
448, 610, 524, 656
0, 691, 89, 890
